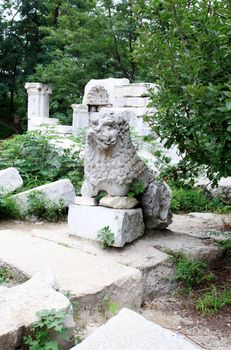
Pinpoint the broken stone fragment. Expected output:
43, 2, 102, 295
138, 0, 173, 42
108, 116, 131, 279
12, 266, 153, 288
99, 195, 138, 209
0, 167, 23, 195
0, 270, 75, 350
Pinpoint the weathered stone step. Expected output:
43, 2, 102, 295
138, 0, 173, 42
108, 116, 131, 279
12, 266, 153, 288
0, 217, 222, 311
0, 229, 142, 311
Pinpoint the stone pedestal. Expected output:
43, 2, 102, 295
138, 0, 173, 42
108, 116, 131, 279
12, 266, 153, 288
68, 204, 144, 247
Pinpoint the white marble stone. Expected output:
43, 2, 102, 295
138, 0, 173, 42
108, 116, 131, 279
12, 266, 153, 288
83, 78, 129, 106
74, 196, 97, 206
28, 116, 59, 131
0, 167, 23, 195
68, 205, 144, 247
11, 179, 76, 215
0, 270, 75, 350
25, 83, 53, 131
114, 97, 150, 108
71, 308, 202, 350
72, 104, 89, 135
114, 83, 153, 97
99, 195, 138, 209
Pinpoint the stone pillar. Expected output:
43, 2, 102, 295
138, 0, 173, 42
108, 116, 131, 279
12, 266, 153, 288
25, 82, 53, 130
72, 104, 89, 136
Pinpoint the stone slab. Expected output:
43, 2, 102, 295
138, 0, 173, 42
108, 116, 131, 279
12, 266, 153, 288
115, 83, 152, 97
11, 179, 76, 215
74, 196, 98, 206
99, 195, 138, 209
0, 167, 23, 195
71, 308, 202, 350
0, 229, 142, 312
68, 205, 144, 247
0, 270, 75, 350
114, 97, 150, 108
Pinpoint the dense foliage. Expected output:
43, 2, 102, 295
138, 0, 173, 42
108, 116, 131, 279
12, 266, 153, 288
0, 131, 84, 193
135, 0, 231, 183
1, 0, 230, 183
0, 0, 143, 130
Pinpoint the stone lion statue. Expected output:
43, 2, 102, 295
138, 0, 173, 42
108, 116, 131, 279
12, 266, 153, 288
81, 111, 172, 229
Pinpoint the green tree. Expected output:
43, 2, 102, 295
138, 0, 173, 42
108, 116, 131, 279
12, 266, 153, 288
31, 0, 144, 124
135, 0, 231, 183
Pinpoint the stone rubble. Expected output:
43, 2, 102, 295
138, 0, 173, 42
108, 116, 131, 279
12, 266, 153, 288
0, 270, 75, 350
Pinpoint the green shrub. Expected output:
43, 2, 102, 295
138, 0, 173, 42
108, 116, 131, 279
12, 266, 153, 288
24, 309, 68, 350
97, 226, 115, 249
0, 195, 22, 220
196, 286, 231, 315
171, 188, 231, 214
218, 239, 231, 257
128, 179, 145, 198
0, 131, 84, 193
175, 256, 215, 293
28, 191, 67, 222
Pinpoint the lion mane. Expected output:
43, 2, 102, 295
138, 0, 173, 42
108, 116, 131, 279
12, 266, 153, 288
84, 111, 147, 189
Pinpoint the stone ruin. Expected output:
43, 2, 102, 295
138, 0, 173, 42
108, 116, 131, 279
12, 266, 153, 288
68, 110, 172, 247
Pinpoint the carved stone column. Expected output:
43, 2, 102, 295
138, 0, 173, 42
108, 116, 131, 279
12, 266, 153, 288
25, 83, 53, 130
71, 104, 89, 136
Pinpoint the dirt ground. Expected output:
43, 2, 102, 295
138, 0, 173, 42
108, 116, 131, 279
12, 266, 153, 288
141, 256, 231, 350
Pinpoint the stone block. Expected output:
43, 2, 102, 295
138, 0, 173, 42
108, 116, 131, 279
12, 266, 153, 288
68, 205, 144, 247
74, 196, 98, 206
115, 83, 152, 97
0, 270, 75, 350
71, 308, 202, 350
11, 179, 75, 215
0, 167, 23, 195
99, 195, 138, 209
114, 97, 150, 108
28, 117, 59, 131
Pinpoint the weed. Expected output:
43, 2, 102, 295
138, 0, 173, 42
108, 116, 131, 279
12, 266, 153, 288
175, 256, 215, 293
196, 286, 231, 315
28, 191, 67, 222
0, 195, 22, 220
128, 179, 145, 198
24, 309, 67, 350
0, 266, 13, 285
97, 226, 115, 249
100, 295, 118, 319
171, 188, 231, 214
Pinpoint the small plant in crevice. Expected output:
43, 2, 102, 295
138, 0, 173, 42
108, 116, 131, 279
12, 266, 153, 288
128, 179, 145, 198
174, 256, 215, 293
28, 191, 67, 222
23, 309, 68, 350
100, 295, 119, 319
0, 266, 13, 285
196, 285, 231, 315
97, 226, 115, 249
